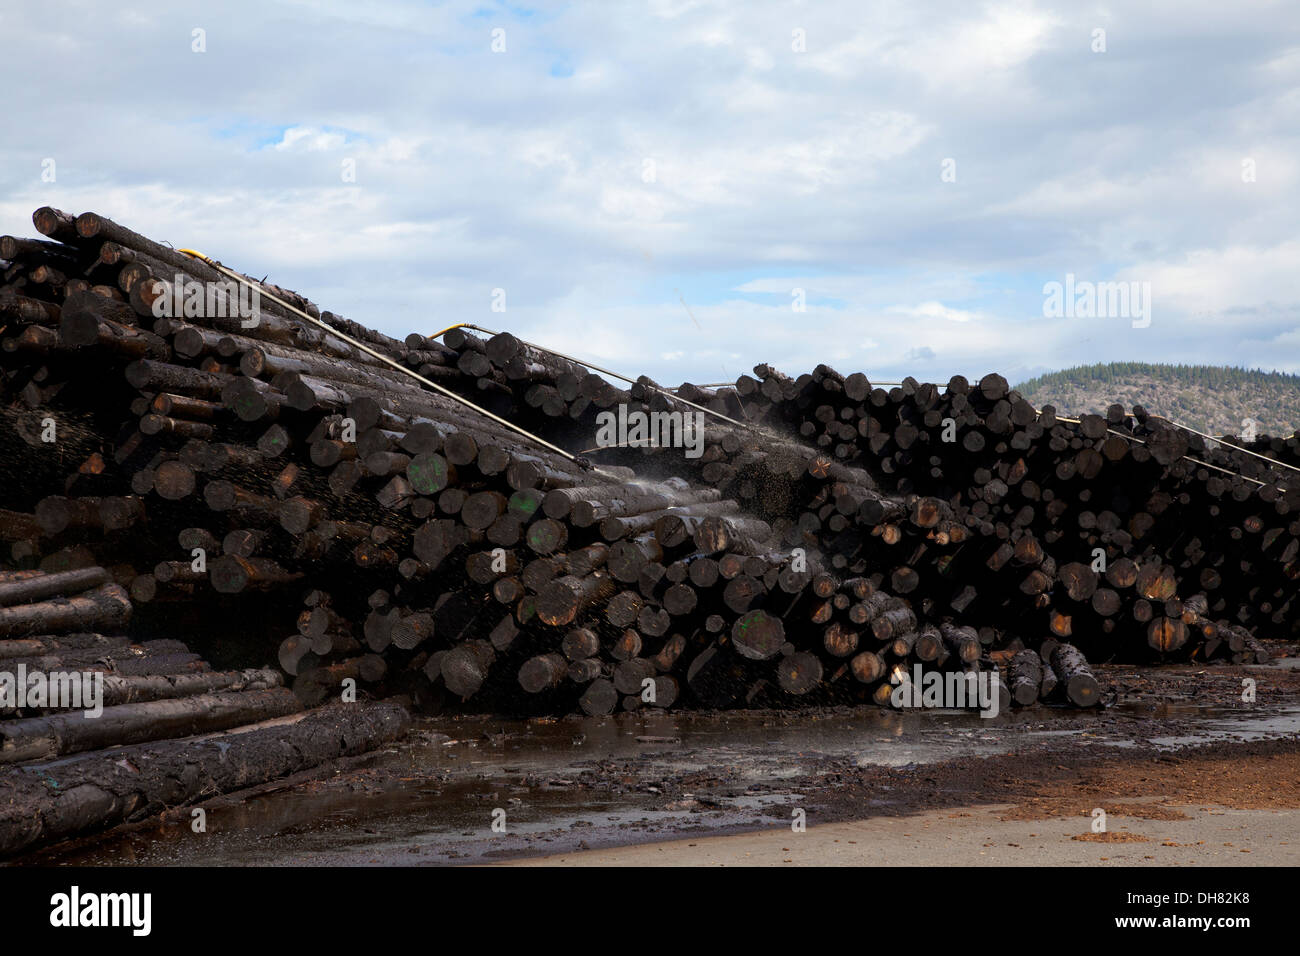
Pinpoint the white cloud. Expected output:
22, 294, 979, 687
1, 0, 1297, 383
889, 301, 981, 323
272, 126, 349, 152
1120, 242, 1300, 316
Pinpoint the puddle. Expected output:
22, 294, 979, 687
14, 709, 1019, 865
15, 700, 1299, 866
1143, 706, 1300, 748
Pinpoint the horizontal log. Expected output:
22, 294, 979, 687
0, 566, 110, 607
0, 688, 302, 763
0, 701, 411, 857
0, 583, 132, 638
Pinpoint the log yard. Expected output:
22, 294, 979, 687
0, 0, 1293, 939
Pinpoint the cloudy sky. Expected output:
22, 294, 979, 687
3, 0, 1299, 386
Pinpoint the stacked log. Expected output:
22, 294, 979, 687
0, 700, 410, 857
3, 206, 1296, 725
718, 366, 1298, 664
0, 566, 296, 760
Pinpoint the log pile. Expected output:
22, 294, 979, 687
0, 561, 408, 857
3, 206, 1296, 723
0, 698, 410, 857
0, 566, 296, 762
705, 366, 1296, 664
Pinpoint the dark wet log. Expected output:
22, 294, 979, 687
0, 583, 132, 638
650, 633, 688, 672
525, 518, 570, 556
98, 668, 283, 708
613, 658, 655, 697
153, 460, 197, 500
1105, 557, 1139, 589
940, 623, 980, 663
278, 496, 325, 535
406, 453, 457, 496
149, 564, 202, 587
208, 556, 303, 594
32, 206, 79, 243
1135, 563, 1179, 602
221, 375, 286, 422
537, 572, 617, 627
519, 653, 569, 693
293, 659, 363, 707
551, 481, 720, 526
60, 288, 142, 333
1048, 643, 1101, 707
0, 688, 302, 763
606, 535, 664, 582
177, 528, 220, 553
856, 492, 907, 525
2, 324, 62, 354
203, 481, 277, 516
913, 624, 944, 662
358, 655, 388, 683
440, 641, 495, 698
1008, 649, 1043, 706
722, 574, 765, 614
278, 635, 320, 676
872, 605, 917, 642
0, 632, 133, 665
561, 627, 601, 661
78, 213, 339, 342
34, 496, 104, 535
579, 677, 619, 715
62, 311, 168, 362
390, 612, 435, 651
0, 701, 410, 857
777, 651, 823, 695
1091, 588, 1122, 617
604, 627, 640, 662
567, 658, 603, 683
821, 621, 859, 658
140, 414, 214, 440
0, 513, 42, 545
1058, 562, 1098, 601
849, 649, 886, 684
0, 566, 110, 606
1147, 617, 1189, 654
123, 358, 231, 401
0, 291, 61, 325
730, 609, 785, 660
461, 491, 508, 530
239, 341, 424, 395
0, 234, 77, 262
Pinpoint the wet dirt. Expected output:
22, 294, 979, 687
11, 658, 1300, 866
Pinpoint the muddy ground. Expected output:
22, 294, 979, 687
11, 657, 1300, 866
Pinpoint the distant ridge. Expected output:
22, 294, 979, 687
1014, 362, 1300, 439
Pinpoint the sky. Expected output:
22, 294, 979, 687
2, 0, 1298, 387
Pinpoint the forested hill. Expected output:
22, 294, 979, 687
1013, 363, 1300, 439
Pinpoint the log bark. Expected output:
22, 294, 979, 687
0, 583, 132, 638
0, 688, 302, 763
1048, 643, 1101, 707
0, 701, 410, 857
0, 566, 110, 607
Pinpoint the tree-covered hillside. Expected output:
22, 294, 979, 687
1014, 363, 1300, 439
